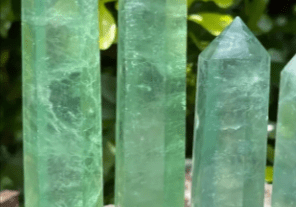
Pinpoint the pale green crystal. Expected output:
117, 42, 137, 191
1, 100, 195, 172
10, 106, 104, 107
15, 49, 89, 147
22, 0, 103, 206
115, 1, 187, 207
272, 55, 296, 207
191, 17, 270, 207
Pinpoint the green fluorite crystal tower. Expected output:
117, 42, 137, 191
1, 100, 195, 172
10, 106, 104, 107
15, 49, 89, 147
115, 1, 187, 207
191, 17, 270, 207
272, 55, 296, 207
22, 0, 103, 206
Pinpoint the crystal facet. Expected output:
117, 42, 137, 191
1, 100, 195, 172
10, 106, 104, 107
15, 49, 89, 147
22, 0, 103, 206
115, 1, 187, 207
272, 55, 296, 207
191, 17, 270, 207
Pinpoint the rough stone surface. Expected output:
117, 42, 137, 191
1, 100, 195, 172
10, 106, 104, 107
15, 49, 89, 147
191, 17, 270, 207
272, 55, 296, 207
22, 0, 103, 206
115, 1, 187, 207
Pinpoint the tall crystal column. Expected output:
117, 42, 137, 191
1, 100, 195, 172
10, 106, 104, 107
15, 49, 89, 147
22, 0, 103, 206
115, 0, 187, 207
272, 55, 296, 207
191, 17, 270, 207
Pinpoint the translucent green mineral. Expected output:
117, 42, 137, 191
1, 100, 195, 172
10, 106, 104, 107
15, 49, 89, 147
22, 0, 103, 206
115, 1, 187, 207
191, 17, 270, 207
272, 55, 296, 207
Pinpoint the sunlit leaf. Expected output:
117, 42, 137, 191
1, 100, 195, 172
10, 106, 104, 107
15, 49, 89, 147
199, 0, 236, 9
265, 166, 273, 183
188, 13, 233, 36
99, 2, 117, 50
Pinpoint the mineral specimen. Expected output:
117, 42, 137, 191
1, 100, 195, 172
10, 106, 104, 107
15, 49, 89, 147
191, 17, 270, 207
22, 0, 103, 206
272, 55, 296, 207
115, 0, 187, 207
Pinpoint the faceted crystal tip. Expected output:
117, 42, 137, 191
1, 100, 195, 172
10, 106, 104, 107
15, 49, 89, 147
200, 16, 270, 60
282, 54, 296, 74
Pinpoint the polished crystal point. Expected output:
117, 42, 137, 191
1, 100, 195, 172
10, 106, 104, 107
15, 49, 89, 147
191, 17, 270, 207
272, 55, 296, 207
115, 1, 187, 207
22, 0, 103, 206
201, 17, 269, 59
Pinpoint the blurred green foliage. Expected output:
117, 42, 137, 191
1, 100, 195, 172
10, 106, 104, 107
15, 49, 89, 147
0, 0, 295, 205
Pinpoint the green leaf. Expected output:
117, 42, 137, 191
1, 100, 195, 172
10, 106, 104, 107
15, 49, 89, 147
188, 0, 195, 7
188, 13, 233, 36
0, 151, 23, 189
266, 144, 275, 163
199, 0, 236, 9
99, 2, 117, 50
102, 98, 116, 120
265, 166, 273, 183
0, 176, 14, 189
245, 0, 269, 32
271, 62, 285, 86
0, 0, 15, 21
103, 130, 116, 182
0, 0, 15, 38
188, 32, 210, 50
101, 74, 116, 104
0, 51, 9, 67
281, 20, 296, 34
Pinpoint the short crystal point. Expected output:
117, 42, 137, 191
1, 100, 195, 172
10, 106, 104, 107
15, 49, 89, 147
191, 16, 270, 207
282, 54, 296, 74
272, 54, 296, 207
201, 16, 269, 60
280, 55, 296, 95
